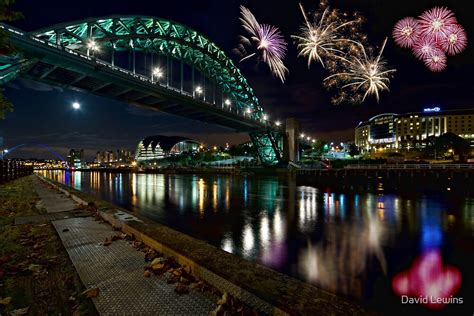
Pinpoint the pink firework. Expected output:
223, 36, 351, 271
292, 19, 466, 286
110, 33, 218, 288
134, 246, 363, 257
440, 24, 467, 55
412, 36, 437, 60
393, 17, 420, 48
424, 48, 447, 72
419, 7, 457, 40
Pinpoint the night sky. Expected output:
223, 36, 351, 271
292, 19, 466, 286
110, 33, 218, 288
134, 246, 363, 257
1, 0, 473, 160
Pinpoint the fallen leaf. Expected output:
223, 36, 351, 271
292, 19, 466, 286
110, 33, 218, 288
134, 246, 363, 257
167, 274, 180, 284
151, 262, 165, 272
27, 264, 42, 272
81, 287, 100, 298
209, 304, 223, 316
180, 276, 191, 285
143, 270, 151, 278
174, 283, 189, 295
0, 296, 12, 305
103, 238, 112, 246
0, 255, 11, 265
11, 307, 29, 316
150, 257, 165, 266
217, 292, 228, 305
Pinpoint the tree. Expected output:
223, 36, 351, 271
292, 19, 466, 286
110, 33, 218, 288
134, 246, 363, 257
347, 142, 360, 157
434, 133, 471, 161
0, 0, 23, 119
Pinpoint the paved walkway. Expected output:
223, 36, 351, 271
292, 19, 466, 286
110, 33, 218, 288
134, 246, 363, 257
33, 177, 216, 315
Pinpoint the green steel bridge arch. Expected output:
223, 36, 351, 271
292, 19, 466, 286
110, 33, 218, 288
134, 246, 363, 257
31, 16, 263, 119
0, 16, 285, 165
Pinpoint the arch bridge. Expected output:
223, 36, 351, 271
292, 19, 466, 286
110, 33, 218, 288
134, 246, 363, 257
0, 16, 303, 165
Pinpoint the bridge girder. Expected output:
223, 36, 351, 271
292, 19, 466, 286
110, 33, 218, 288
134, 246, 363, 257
30, 16, 264, 121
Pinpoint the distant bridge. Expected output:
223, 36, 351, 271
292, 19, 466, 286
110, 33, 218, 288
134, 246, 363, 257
0, 16, 305, 165
0, 143, 68, 166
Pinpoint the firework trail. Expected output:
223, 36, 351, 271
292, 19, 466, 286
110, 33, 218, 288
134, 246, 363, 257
325, 38, 396, 102
393, 6, 467, 72
236, 6, 288, 83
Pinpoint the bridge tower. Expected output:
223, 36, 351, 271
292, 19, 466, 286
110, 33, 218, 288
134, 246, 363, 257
284, 118, 300, 163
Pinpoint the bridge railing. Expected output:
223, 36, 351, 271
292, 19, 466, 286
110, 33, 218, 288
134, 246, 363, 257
0, 160, 34, 185
344, 164, 474, 170
1, 23, 261, 122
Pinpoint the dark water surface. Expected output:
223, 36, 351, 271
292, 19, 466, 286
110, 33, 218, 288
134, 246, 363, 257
40, 170, 473, 314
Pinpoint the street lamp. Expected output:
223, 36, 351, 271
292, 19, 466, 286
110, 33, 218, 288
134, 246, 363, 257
195, 86, 203, 95
263, 114, 268, 121
300, 133, 305, 138
72, 102, 81, 110
152, 67, 164, 83
87, 40, 99, 56
275, 121, 281, 126
224, 99, 231, 106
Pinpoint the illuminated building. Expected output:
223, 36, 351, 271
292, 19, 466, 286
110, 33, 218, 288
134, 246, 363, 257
68, 149, 85, 168
355, 108, 474, 153
96, 149, 134, 164
135, 136, 200, 162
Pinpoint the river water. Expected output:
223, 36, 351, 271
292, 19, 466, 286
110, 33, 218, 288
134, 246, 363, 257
39, 170, 473, 314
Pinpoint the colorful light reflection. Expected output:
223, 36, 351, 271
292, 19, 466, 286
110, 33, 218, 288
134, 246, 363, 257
392, 250, 462, 309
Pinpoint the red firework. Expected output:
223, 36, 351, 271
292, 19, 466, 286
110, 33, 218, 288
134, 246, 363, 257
424, 48, 447, 72
412, 36, 437, 60
392, 17, 420, 48
419, 7, 457, 40
440, 24, 467, 55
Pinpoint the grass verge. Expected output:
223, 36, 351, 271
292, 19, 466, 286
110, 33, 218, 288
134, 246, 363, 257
0, 176, 97, 315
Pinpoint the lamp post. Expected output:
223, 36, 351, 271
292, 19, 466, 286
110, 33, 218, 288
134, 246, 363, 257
152, 67, 164, 83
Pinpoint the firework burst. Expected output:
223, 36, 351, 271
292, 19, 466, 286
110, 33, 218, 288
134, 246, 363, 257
325, 38, 396, 102
418, 7, 457, 40
393, 6, 467, 72
236, 6, 288, 83
440, 24, 467, 55
423, 48, 447, 72
412, 36, 437, 60
292, 4, 360, 68
392, 17, 420, 48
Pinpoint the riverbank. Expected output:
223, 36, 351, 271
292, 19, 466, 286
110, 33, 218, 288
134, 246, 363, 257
0, 176, 96, 315
38, 174, 372, 315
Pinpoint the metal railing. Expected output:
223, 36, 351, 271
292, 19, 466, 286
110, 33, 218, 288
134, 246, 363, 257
344, 164, 474, 170
0, 161, 34, 184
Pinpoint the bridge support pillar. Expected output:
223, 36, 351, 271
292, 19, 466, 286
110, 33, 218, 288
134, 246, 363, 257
284, 118, 300, 163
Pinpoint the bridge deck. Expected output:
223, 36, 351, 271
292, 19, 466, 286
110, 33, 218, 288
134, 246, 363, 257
2, 23, 277, 133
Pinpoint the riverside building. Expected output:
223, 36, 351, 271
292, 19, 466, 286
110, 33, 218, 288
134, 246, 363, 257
355, 108, 474, 153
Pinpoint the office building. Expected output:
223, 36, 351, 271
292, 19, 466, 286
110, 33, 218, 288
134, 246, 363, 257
355, 108, 474, 153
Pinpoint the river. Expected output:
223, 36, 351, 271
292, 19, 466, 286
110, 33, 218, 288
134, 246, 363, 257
39, 170, 473, 314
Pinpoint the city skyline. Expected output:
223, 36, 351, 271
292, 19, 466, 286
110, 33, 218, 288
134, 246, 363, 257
1, 0, 473, 160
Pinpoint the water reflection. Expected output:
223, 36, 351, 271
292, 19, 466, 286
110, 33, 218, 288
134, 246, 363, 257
38, 170, 473, 310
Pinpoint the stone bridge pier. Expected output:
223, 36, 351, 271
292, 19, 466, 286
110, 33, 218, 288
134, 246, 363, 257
284, 118, 300, 163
